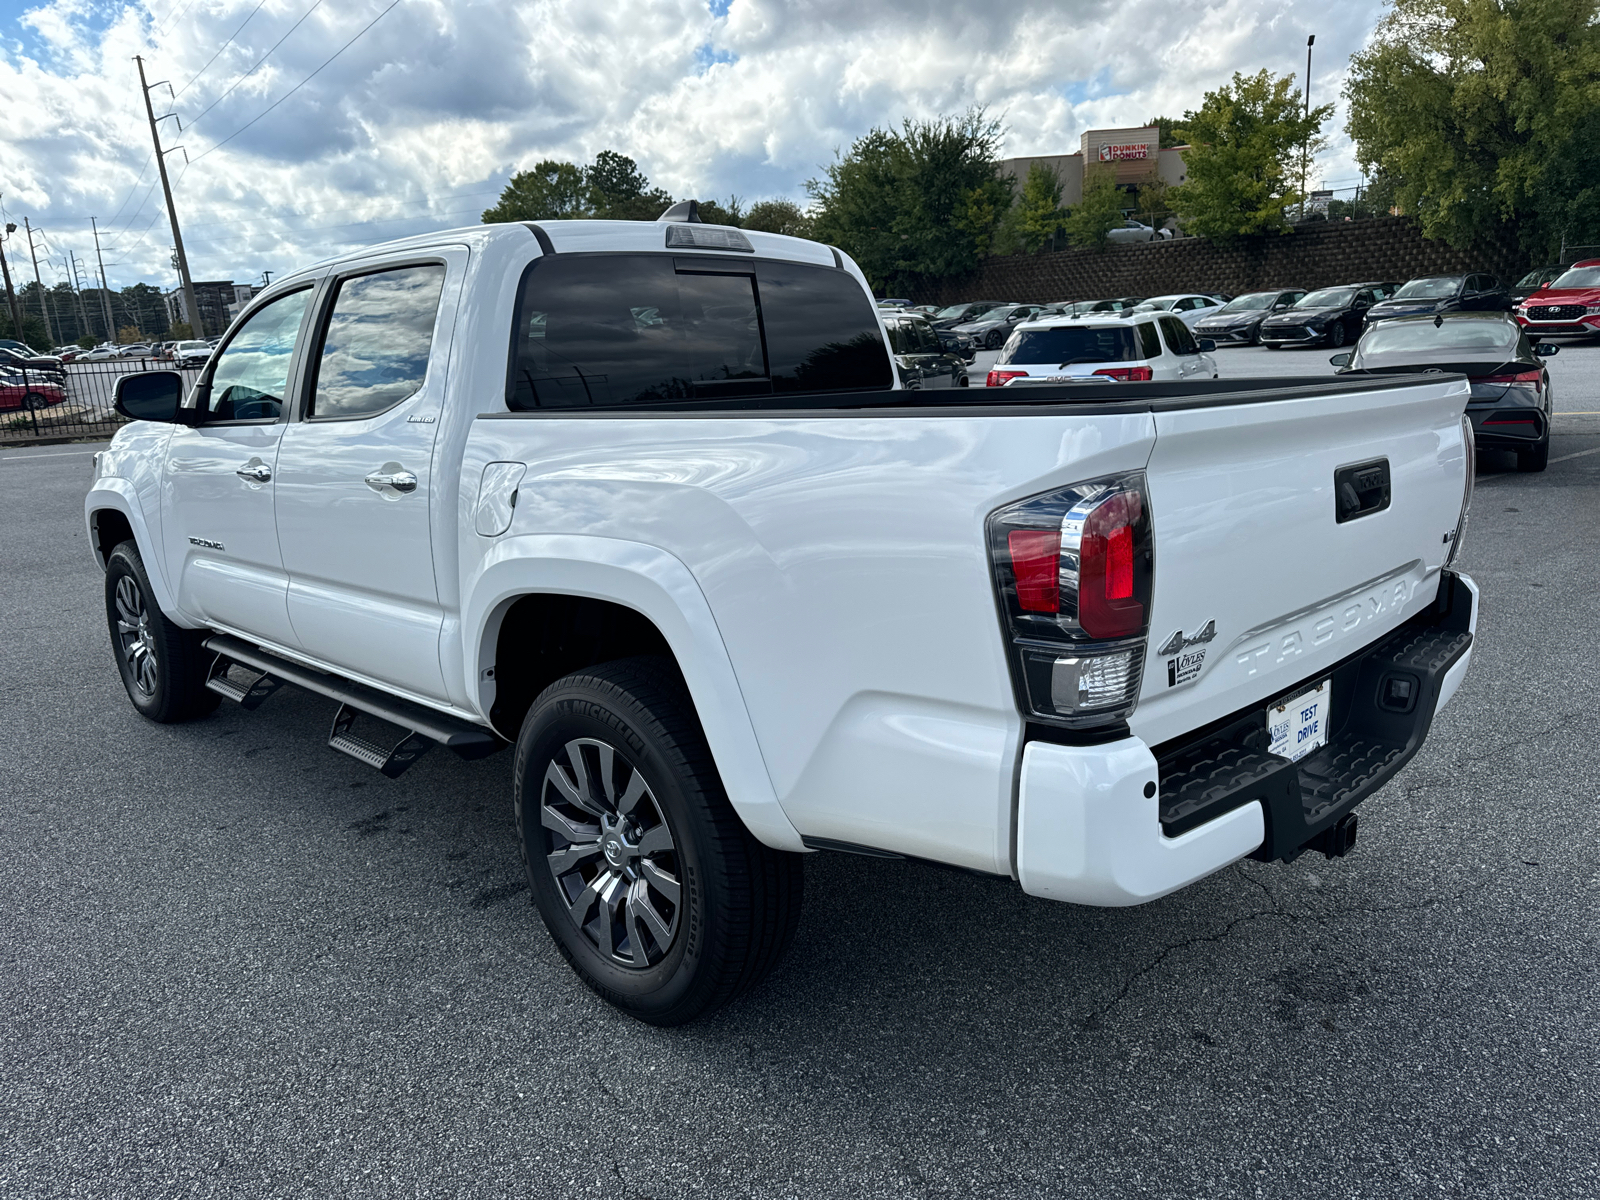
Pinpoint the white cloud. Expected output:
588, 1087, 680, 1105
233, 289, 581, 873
0, 0, 1385, 292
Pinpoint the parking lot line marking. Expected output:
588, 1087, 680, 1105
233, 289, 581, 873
1, 450, 99, 461
1549, 445, 1600, 465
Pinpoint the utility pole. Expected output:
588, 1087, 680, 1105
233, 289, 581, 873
90, 217, 117, 341
1299, 35, 1315, 222
23, 219, 55, 346
261, 270, 273, 287
69, 252, 93, 342
135, 55, 201, 338
0, 217, 23, 341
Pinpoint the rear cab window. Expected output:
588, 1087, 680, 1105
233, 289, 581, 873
507, 253, 891, 409
998, 324, 1143, 365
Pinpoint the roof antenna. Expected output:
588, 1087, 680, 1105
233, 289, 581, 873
657, 199, 702, 223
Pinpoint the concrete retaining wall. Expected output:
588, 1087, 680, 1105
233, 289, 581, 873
906, 217, 1527, 305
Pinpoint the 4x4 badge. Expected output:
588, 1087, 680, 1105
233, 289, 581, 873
1157, 620, 1216, 657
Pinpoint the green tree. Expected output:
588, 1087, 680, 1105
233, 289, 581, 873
694, 195, 745, 227
1009, 161, 1067, 252
807, 108, 1013, 292
1168, 70, 1332, 240
1345, 0, 1600, 259
1063, 164, 1126, 247
1144, 115, 1188, 149
482, 160, 589, 222
586, 150, 674, 221
0, 309, 50, 350
168, 323, 194, 340
742, 199, 814, 238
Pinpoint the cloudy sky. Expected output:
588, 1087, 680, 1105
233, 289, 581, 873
0, 0, 1385, 294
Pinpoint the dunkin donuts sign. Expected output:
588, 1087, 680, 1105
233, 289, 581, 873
1098, 142, 1150, 162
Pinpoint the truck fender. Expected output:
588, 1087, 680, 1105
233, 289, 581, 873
84, 479, 190, 626
463, 534, 806, 853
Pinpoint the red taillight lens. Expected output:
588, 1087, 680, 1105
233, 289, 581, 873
987, 370, 1027, 387
1092, 366, 1154, 382
1479, 370, 1542, 390
1007, 530, 1061, 611
1078, 491, 1146, 638
987, 473, 1155, 729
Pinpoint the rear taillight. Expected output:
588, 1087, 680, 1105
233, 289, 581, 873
1092, 366, 1154, 382
988, 473, 1154, 729
987, 370, 1027, 387
1479, 369, 1542, 391
1446, 415, 1474, 568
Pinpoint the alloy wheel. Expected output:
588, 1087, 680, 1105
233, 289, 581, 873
114, 574, 158, 697
540, 737, 680, 969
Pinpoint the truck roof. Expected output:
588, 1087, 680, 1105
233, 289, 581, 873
286, 219, 839, 287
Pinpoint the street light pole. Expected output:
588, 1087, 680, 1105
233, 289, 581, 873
1299, 35, 1315, 221
0, 220, 24, 341
135, 55, 202, 338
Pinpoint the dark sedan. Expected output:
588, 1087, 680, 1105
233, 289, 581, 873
934, 327, 977, 362
1332, 312, 1557, 471
928, 301, 1012, 330
1365, 273, 1510, 323
1259, 286, 1376, 349
1510, 266, 1565, 306
1192, 288, 1307, 345
883, 314, 970, 389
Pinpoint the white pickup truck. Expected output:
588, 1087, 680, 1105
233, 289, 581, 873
88, 210, 1479, 1024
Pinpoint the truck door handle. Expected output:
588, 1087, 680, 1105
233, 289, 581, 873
365, 467, 418, 495
236, 463, 272, 483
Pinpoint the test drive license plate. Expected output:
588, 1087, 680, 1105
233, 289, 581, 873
1268, 680, 1330, 762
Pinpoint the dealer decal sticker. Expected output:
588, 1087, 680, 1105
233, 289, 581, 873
1159, 619, 1217, 688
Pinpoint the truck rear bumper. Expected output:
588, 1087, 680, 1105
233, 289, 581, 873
1018, 571, 1477, 906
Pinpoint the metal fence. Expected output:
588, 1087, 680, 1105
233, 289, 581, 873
1, 356, 203, 442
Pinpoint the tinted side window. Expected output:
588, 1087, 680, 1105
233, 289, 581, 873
1158, 316, 1196, 355
203, 287, 312, 422
754, 260, 892, 394
913, 322, 941, 353
884, 322, 909, 355
1138, 321, 1162, 359
309, 265, 445, 419
508, 255, 891, 409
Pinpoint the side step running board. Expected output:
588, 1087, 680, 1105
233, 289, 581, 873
203, 634, 502, 777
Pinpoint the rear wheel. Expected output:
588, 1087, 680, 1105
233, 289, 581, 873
23, 391, 51, 411
104, 541, 219, 723
514, 657, 803, 1025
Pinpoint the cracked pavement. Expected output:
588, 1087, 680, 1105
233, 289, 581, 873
2, 393, 1598, 1198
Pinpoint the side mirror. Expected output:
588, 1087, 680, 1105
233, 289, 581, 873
114, 370, 187, 423
1535, 343, 1560, 356
1197, 338, 1217, 352
1330, 353, 1353, 368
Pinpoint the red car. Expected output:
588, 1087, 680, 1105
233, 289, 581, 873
0, 376, 67, 411
1515, 258, 1600, 336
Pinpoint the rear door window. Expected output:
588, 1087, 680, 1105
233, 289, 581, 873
509, 254, 889, 409
1159, 316, 1199, 355
1137, 321, 1162, 359
308, 264, 446, 419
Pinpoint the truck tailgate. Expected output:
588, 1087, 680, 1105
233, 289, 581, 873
1131, 375, 1471, 748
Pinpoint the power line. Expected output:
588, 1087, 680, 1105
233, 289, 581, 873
190, 0, 403, 165
175, 0, 269, 97
182, 0, 326, 132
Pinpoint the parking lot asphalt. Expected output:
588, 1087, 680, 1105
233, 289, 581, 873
3, 412, 1598, 1198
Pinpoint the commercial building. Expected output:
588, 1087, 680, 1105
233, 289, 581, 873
995, 125, 1188, 210
165, 281, 259, 337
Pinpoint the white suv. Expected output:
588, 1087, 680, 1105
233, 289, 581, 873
985, 312, 1218, 386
